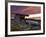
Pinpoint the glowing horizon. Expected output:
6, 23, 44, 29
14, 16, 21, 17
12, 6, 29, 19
25, 13, 41, 20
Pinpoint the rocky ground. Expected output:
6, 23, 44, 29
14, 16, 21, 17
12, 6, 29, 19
11, 19, 41, 31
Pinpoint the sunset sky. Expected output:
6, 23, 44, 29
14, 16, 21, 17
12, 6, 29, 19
11, 6, 41, 15
11, 6, 41, 20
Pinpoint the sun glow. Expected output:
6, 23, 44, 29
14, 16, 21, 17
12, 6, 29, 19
25, 13, 41, 20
